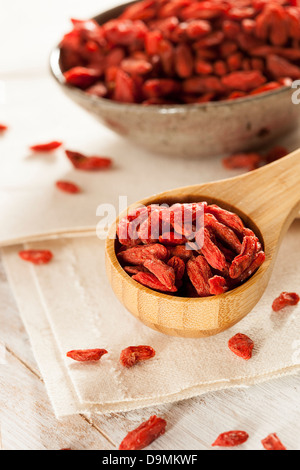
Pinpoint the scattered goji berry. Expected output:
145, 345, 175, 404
272, 292, 300, 311
265, 145, 288, 163
222, 152, 261, 171
30, 141, 63, 152
120, 345, 156, 368
0, 124, 8, 132
228, 333, 254, 360
66, 349, 108, 362
261, 433, 287, 450
19, 250, 53, 265
119, 415, 167, 450
65, 150, 112, 171
56, 180, 81, 194
212, 430, 249, 447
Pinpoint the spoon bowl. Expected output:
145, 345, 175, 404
106, 150, 300, 337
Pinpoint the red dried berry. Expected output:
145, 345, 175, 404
229, 236, 257, 279
19, 250, 53, 265
64, 66, 100, 89
0, 124, 8, 132
117, 201, 264, 298
261, 433, 287, 451
209, 275, 228, 295
132, 272, 178, 292
119, 415, 167, 450
212, 430, 249, 447
120, 345, 156, 368
265, 146, 288, 163
56, 180, 81, 194
222, 153, 262, 171
65, 150, 112, 171
228, 333, 254, 360
30, 141, 63, 152
272, 292, 300, 312
66, 349, 108, 362
143, 258, 176, 290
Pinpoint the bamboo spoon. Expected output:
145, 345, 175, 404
105, 150, 300, 338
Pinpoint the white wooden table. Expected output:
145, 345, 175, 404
1, 256, 300, 451
1, 0, 300, 451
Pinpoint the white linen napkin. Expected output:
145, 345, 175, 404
2, 219, 300, 418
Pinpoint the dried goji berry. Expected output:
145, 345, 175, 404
229, 236, 257, 279
121, 57, 153, 75
65, 150, 112, 171
118, 244, 168, 265
132, 271, 178, 292
196, 228, 227, 273
212, 430, 249, 447
64, 66, 101, 89
86, 82, 108, 97
120, 345, 156, 368
119, 415, 166, 450
222, 70, 267, 92
174, 43, 194, 78
228, 333, 254, 360
272, 292, 300, 311
67, 349, 108, 362
124, 265, 149, 275
261, 433, 287, 451
159, 231, 187, 245
114, 69, 138, 103
56, 180, 81, 194
186, 256, 212, 296
30, 141, 63, 152
144, 258, 176, 290
0, 124, 8, 132
236, 250, 266, 283
222, 152, 262, 171
205, 205, 245, 235
19, 250, 53, 265
209, 275, 228, 295
265, 145, 288, 163
117, 201, 264, 298
204, 213, 242, 253
167, 256, 186, 280
267, 54, 300, 79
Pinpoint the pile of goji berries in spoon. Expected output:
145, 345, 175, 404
116, 202, 266, 296
59, 0, 300, 105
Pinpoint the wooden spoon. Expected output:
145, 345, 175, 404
105, 150, 300, 338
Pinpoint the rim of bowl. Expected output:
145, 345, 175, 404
49, 0, 292, 114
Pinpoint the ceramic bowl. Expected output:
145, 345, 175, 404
50, 1, 300, 158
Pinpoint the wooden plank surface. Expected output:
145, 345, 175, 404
1, 0, 300, 451
1, 257, 300, 450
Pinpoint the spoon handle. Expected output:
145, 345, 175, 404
211, 149, 300, 234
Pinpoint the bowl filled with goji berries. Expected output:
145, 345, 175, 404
50, 0, 300, 157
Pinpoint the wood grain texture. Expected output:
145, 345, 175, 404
106, 151, 300, 338
1, 255, 300, 450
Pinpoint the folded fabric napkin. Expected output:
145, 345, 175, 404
2, 219, 300, 418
